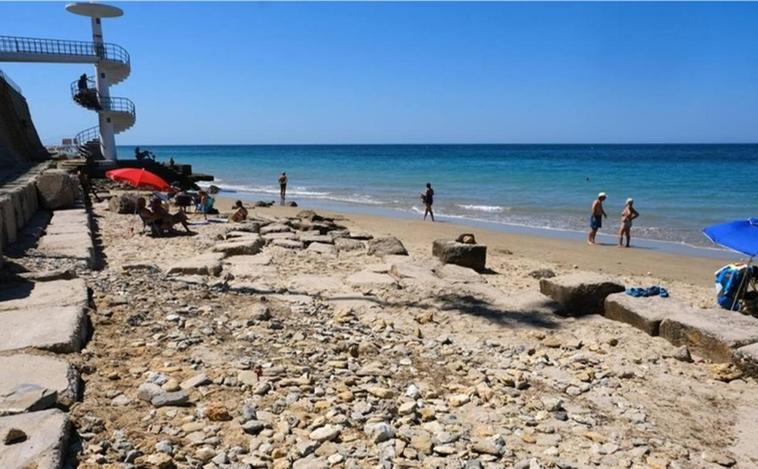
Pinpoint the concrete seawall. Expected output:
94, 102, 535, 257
0, 163, 50, 263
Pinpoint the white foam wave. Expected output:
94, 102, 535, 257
207, 182, 383, 206
457, 204, 506, 213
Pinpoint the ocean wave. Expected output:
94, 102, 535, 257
456, 204, 506, 213
203, 182, 383, 206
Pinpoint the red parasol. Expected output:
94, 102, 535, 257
106, 168, 170, 191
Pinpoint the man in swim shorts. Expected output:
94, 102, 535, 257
588, 192, 607, 245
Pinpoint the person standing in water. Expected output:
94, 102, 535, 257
618, 198, 640, 248
588, 192, 607, 245
278, 172, 288, 204
422, 183, 435, 222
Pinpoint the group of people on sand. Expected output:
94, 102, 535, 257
589, 192, 640, 248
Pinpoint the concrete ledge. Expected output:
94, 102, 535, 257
211, 236, 265, 256
0, 279, 88, 312
0, 354, 80, 414
539, 272, 624, 316
0, 304, 89, 353
659, 309, 758, 363
604, 293, 685, 336
0, 409, 70, 469
35, 209, 94, 267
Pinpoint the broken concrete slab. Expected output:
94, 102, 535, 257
346, 270, 397, 288
539, 272, 625, 316
334, 238, 365, 252
167, 252, 225, 276
288, 275, 345, 296
0, 354, 80, 414
328, 294, 383, 313
300, 234, 334, 245
0, 304, 89, 353
262, 232, 298, 241
0, 409, 69, 469
271, 239, 304, 250
432, 239, 487, 271
260, 223, 292, 235
659, 308, 758, 363
211, 236, 265, 257
434, 263, 484, 284
306, 242, 337, 255
604, 293, 686, 336
0, 279, 88, 312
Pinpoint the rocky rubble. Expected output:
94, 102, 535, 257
8, 199, 756, 468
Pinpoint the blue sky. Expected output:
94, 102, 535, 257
2, 1, 758, 145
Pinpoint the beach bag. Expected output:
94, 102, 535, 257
715, 263, 756, 310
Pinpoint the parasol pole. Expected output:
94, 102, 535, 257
731, 257, 753, 311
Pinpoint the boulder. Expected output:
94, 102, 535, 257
659, 308, 758, 363
36, 170, 80, 210
539, 273, 624, 316
347, 270, 397, 288
604, 293, 685, 336
0, 409, 69, 469
367, 236, 408, 257
432, 239, 487, 272
107, 194, 139, 214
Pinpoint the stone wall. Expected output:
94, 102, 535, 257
0, 73, 49, 168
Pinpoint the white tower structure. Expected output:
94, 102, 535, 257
0, 2, 134, 163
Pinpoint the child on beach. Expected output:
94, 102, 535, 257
588, 192, 607, 245
618, 198, 640, 248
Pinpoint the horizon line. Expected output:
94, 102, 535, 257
113, 142, 758, 147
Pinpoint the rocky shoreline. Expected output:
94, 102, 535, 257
1, 184, 758, 468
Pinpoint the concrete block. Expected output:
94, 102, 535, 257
0, 195, 18, 245
167, 252, 225, 276
604, 293, 685, 336
0, 409, 69, 469
539, 272, 624, 316
0, 354, 80, 414
36, 170, 80, 210
211, 236, 265, 256
659, 308, 758, 363
0, 279, 88, 312
0, 304, 89, 353
432, 239, 487, 271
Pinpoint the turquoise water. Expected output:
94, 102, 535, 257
118, 144, 758, 248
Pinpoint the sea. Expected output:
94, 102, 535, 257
117, 144, 758, 257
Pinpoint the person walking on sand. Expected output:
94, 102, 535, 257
618, 198, 640, 248
422, 183, 435, 222
588, 192, 607, 245
278, 172, 288, 204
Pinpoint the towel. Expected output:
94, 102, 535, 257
626, 286, 669, 298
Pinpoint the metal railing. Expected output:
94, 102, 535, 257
70, 77, 135, 115
74, 126, 100, 146
0, 35, 130, 66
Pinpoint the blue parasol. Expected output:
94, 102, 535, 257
703, 218, 758, 257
